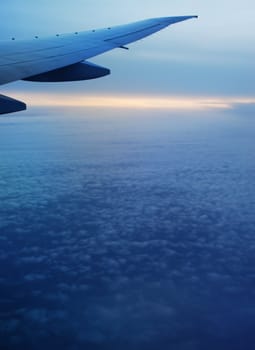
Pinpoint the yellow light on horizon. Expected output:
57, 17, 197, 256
5, 92, 255, 111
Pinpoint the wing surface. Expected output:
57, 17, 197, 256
0, 16, 197, 85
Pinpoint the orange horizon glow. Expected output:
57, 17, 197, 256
5, 92, 255, 111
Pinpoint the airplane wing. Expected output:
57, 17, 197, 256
0, 16, 197, 114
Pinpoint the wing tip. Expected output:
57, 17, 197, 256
163, 15, 198, 22
148, 15, 198, 27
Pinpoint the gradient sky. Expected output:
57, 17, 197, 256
1, 0, 255, 108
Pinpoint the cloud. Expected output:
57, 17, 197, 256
1, 103, 255, 349
24, 274, 46, 282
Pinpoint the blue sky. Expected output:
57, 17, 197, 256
1, 0, 255, 107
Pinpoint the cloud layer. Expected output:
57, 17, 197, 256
0, 107, 255, 349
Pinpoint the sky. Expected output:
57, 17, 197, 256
1, 0, 255, 110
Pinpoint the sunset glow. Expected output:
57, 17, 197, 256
8, 92, 255, 111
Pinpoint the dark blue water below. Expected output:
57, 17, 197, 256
0, 107, 255, 349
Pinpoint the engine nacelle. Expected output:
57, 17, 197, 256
23, 61, 110, 82
0, 94, 26, 115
